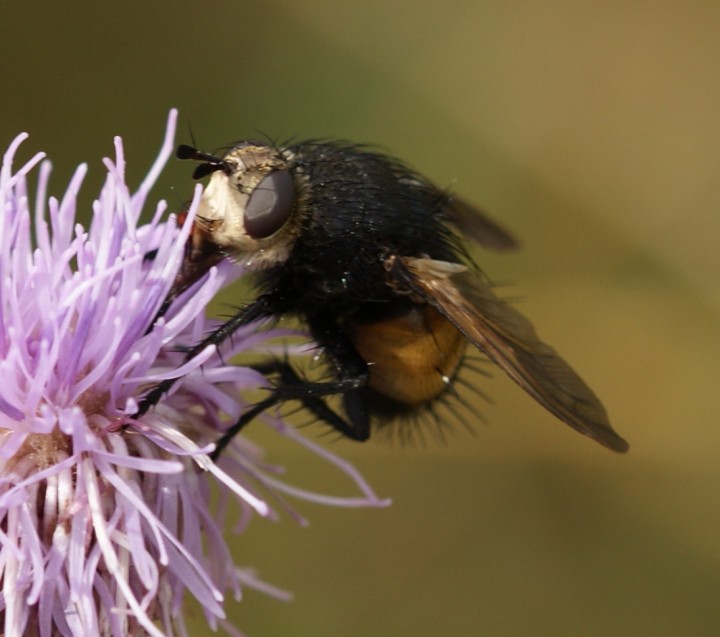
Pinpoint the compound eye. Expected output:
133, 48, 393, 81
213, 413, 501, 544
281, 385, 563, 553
244, 170, 295, 239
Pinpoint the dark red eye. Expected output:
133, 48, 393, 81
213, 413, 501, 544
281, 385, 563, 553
244, 170, 295, 239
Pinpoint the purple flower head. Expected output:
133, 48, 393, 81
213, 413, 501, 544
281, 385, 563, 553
0, 111, 388, 637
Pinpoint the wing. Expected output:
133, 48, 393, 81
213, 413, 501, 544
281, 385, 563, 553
385, 256, 629, 452
444, 196, 519, 251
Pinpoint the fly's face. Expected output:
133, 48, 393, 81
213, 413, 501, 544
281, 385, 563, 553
182, 142, 301, 271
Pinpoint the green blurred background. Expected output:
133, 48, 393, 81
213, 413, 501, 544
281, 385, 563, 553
3, 2, 720, 635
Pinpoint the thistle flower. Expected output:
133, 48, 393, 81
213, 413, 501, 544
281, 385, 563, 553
0, 110, 388, 637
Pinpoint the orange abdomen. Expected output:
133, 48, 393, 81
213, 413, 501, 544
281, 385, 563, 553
351, 305, 466, 408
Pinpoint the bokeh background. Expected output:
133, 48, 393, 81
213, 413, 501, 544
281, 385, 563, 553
3, 2, 720, 635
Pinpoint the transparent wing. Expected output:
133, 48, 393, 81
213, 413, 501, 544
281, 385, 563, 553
445, 196, 519, 251
386, 256, 628, 452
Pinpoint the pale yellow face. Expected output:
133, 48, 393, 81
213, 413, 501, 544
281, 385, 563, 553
194, 143, 302, 271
